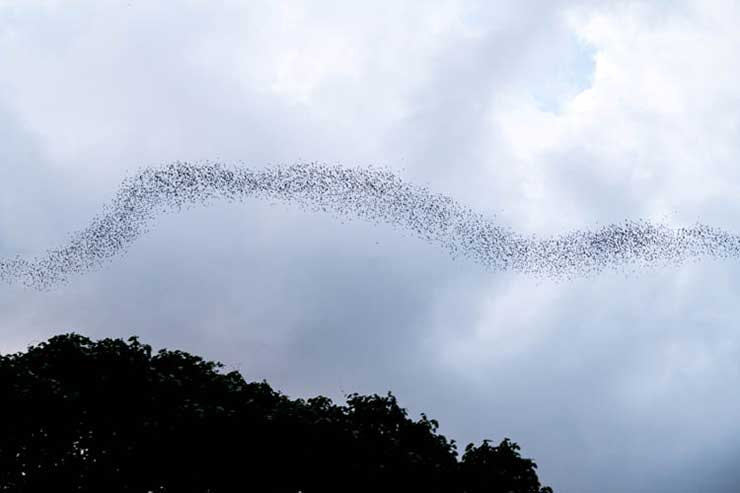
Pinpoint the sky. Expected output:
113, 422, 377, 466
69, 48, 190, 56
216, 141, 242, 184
2, 1, 740, 491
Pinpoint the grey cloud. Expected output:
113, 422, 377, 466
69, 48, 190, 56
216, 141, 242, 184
2, 2, 740, 493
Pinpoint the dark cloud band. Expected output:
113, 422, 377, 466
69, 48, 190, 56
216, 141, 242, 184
1, 162, 737, 289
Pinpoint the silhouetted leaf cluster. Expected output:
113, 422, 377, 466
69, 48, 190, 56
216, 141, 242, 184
0, 333, 552, 493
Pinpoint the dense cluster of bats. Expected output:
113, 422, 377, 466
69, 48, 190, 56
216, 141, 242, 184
1, 162, 736, 289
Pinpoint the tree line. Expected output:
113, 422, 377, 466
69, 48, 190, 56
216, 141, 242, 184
0, 333, 553, 493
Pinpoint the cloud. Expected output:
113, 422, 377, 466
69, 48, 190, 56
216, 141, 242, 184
2, 2, 740, 492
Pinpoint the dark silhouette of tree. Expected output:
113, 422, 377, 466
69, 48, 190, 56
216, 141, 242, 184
0, 333, 553, 493
460, 440, 554, 493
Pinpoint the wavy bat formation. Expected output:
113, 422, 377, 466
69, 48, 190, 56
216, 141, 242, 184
1, 162, 737, 289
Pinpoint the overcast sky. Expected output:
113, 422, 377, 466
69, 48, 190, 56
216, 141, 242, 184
3, 1, 740, 491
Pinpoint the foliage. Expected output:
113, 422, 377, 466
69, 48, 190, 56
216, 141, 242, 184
0, 333, 552, 493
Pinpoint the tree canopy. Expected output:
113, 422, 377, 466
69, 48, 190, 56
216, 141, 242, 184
0, 333, 553, 493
